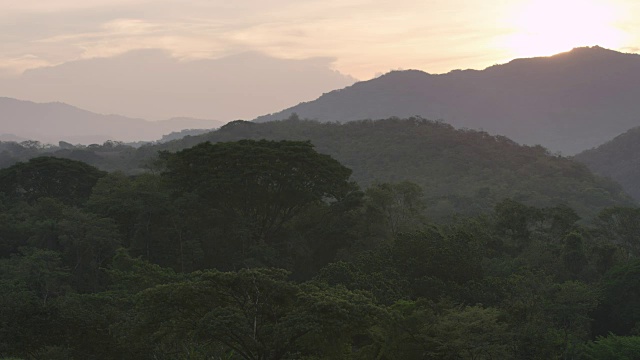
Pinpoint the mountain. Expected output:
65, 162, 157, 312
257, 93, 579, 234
0, 97, 224, 144
574, 126, 640, 202
0, 50, 356, 121
255, 46, 640, 155
15, 118, 625, 218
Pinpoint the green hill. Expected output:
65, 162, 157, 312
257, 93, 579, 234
574, 126, 640, 201
154, 117, 634, 218
0, 117, 632, 218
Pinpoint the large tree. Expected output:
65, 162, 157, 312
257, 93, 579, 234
129, 268, 381, 360
161, 140, 356, 245
0, 156, 106, 205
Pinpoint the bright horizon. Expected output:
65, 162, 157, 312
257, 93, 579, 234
1, 0, 639, 120
3, 0, 639, 78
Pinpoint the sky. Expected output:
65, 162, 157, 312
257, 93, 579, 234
1, 0, 639, 120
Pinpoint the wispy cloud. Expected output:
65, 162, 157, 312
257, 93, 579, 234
0, 0, 637, 78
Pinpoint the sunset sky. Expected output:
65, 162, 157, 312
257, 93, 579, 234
1, 0, 639, 120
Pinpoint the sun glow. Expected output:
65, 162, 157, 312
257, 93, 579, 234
501, 0, 629, 58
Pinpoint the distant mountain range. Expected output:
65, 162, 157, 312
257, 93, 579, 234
256, 46, 640, 155
575, 126, 640, 201
0, 97, 224, 144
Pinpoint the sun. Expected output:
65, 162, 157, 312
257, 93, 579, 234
501, 0, 629, 58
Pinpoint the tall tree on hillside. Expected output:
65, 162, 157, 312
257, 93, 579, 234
161, 140, 356, 246
0, 156, 106, 205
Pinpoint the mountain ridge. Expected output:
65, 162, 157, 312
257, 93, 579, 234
145, 118, 634, 218
574, 125, 640, 201
0, 96, 225, 144
255, 46, 640, 155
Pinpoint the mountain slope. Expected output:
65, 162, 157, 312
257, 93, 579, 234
153, 118, 634, 218
0, 118, 632, 217
255, 46, 640, 155
0, 97, 224, 144
574, 126, 640, 201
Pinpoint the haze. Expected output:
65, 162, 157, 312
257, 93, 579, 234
1, 0, 640, 121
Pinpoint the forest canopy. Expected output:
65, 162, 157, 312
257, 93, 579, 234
1, 137, 640, 359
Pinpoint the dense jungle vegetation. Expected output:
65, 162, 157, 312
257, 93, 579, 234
575, 125, 640, 202
2, 138, 640, 359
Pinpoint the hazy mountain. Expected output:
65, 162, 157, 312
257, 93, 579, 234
158, 128, 212, 143
574, 126, 640, 202
256, 46, 640, 155
0, 50, 356, 121
0, 97, 224, 144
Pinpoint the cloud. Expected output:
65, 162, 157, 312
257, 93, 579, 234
2, 0, 638, 83
0, 0, 529, 79
0, 50, 356, 121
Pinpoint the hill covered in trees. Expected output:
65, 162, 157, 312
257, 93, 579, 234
0, 118, 632, 219
149, 117, 634, 218
574, 126, 640, 201
3, 142, 640, 359
256, 46, 640, 155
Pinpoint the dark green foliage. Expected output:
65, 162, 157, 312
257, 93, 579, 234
593, 260, 640, 336
127, 268, 382, 359
364, 181, 426, 237
575, 126, 640, 202
152, 140, 359, 273
0, 138, 639, 359
1, 118, 633, 219
161, 139, 355, 245
584, 334, 640, 359
0, 156, 106, 205
0, 249, 69, 357
369, 300, 512, 359
594, 207, 640, 257
162, 118, 633, 218
563, 232, 588, 276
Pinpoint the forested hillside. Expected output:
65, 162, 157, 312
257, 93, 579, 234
0, 118, 632, 219
255, 46, 640, 155
3, 141, 640, 359
574, 126, 640, 201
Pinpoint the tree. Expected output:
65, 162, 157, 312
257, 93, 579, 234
430, 305, 511, 359
544, 281, 599, 356
57, 208, 121, 292
369, 301, 511, 360
128, 268, 382, 359
87, 173, 192, 271
0, 157, 106, 205
593, 259, 640, 336
0, 249, 69, 357
561, 232, 588, 277
595, 207, 640, 258
584, 334, 640, 360
392, 227, 483, 298
364, 181, 426, 237
493, 199, 542, 253
161, 140, 356, 245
